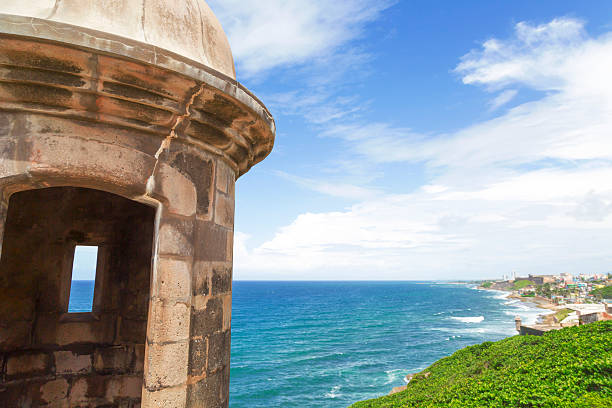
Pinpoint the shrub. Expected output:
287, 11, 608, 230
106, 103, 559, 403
350, 321, 612, 408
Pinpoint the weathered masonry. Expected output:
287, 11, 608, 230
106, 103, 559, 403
0, 1, 274, 407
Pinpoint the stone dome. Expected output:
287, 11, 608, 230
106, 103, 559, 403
0, 0, 236, 79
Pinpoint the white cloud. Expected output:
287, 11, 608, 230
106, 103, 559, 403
455, 18, 587, 91
265, 90, 367, 125
208, 0, 394, 77
488, 89, 518, 111
234, 18, 612, 280
235, 184, 612, 279
275, 171, 380, 200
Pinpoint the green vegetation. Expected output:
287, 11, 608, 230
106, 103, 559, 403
351, 322, 612, 408
513, 279, 532, 290
591, 285, 612, 300
554, 308, 572, 322
535, 282, 552, 298
480, 281, 492, 288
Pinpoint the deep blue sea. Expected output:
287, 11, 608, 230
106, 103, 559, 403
69, 281, 543, 407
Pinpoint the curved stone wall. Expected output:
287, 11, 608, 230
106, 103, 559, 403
0, 11, 274, 408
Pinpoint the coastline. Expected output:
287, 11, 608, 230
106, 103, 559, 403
387, 284, 548, 396
479, 286, 559, 312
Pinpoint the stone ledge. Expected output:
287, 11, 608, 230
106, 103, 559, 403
0, 14, 275, 176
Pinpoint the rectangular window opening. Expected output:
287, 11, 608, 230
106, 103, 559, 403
68, 245, 99, 313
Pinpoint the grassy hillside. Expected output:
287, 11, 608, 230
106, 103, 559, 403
350, 321, 611, 408
513, 279, 533, 290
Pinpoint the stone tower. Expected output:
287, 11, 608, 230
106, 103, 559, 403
0, 1, 274, 407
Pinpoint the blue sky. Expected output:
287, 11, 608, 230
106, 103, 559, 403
208, 0, 612, 280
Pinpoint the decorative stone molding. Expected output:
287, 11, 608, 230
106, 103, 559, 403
0, 14, 275, 176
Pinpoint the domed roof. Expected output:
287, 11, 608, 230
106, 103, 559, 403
0, 0, 236, 79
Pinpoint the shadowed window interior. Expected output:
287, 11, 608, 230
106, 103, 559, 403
0, 187, 156, 406
68, 245, 99, 313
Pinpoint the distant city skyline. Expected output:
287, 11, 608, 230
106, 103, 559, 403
212, 1, 612, 280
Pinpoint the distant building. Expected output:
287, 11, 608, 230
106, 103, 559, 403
528, 274, 556, 285
561, 273, 574, 284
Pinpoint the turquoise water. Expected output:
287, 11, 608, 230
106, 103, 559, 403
229, 281, 542, 407
68, 280, 95, 312
69, 281, 542, 407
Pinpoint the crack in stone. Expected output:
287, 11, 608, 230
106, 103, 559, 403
145, 82, 206, 196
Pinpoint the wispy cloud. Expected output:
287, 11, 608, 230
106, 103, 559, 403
235, 18, 612, 280
208, 0, 395, 78
275, 171, 380, 200
488, 89, 518, 111
322, 19, 612, 168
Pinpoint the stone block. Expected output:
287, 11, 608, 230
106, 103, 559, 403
186, 372, 224, 407
134, 344, 146, 373
211, 267, 232, 295
188, 337, 207, 377
82, 375, 107, 398
94, 346, 131, 374
152, 163, 197, 217
194, 221, 228, 262
207, 330, 230, 375
158, 215, 195, 258
69, 378, 88, 404
215, 160, 235, 196
226, 230, 234, 263
221, 363, 231, 403
222, 295, 232, 332
118, 319, 148, 344
0, 321, 31, 351
6, 353, 50, 378
153, 257, 192, 301
40, 378, 69, 404
214, 193, 234, 229
144, 342, 189, 389
120, 290, 150, 321
27, 134, 155, 194
141, 385, 187, 408
56, 321, 108, 346
192, 261, 210, 297
0, 290, 35, 322
169, 150, 214, 218
54, 351, 92, 375
190, 297, 223, 338
106, 375, 143, 400
147, 300, 190, 344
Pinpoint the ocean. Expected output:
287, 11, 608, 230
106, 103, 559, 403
68, 281, 544, 407
230, 281, 542, 407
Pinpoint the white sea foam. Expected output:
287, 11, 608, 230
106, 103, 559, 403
325, 385, 342, 399
487, 290, 510, 300
451, 316, 484, 323
384, 369, 409, 385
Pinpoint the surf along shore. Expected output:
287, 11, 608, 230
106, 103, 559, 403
388, 283, 553, 396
